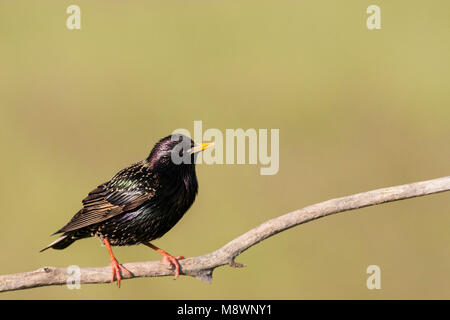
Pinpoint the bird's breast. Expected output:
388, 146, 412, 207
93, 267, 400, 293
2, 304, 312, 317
96, 167, 199, 246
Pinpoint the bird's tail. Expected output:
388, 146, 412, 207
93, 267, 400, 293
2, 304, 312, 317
40, 234, 76, 252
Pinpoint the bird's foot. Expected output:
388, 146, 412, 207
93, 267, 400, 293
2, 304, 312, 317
109, 258, 131, 287
160, 254, 184, 280
143, 242, 184, 279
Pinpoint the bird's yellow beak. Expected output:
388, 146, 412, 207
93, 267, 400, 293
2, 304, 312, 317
188, 142, 214, 154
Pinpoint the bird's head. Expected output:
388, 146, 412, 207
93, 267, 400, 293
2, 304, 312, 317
147, 134, 214, 170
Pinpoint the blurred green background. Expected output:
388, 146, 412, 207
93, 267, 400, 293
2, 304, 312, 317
1, 0, 449, 299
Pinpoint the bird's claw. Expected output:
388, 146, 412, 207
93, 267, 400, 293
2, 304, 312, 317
161, 254, 184, 279
110, 258, 131, 287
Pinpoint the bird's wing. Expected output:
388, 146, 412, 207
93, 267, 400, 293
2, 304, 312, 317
55, 183, 154, 234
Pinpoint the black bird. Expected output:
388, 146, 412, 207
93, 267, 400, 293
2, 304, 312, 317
41, 134, 213, 286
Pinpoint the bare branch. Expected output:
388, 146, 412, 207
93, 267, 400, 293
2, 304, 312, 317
1, 176, 449, 292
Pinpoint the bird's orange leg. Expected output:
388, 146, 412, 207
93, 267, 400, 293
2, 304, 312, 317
103, 238, 131, 287
144, 243, 184, 279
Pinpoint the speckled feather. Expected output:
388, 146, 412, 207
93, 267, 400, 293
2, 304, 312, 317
41, 135, 199, 251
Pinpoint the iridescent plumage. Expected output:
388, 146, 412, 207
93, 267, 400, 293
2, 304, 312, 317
41, 134, 204, 250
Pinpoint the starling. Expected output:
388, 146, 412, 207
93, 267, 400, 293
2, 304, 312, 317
41, 134, 213, 286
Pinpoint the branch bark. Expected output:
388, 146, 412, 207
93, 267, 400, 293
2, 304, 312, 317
1, 176, 449, 293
